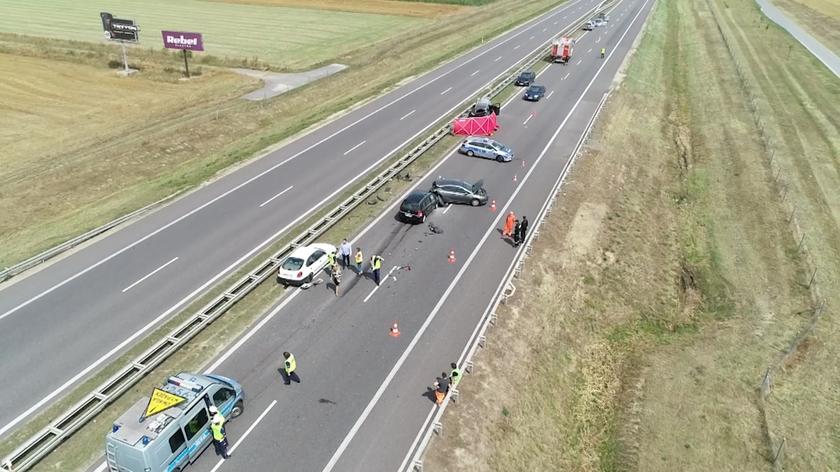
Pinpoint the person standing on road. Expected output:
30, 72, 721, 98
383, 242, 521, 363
600, 47, 606, 58
210, 411, 231, 459
281, 351, 300, 385
370, 254, 383, 286
327, 249, 336, 268
338, 239, 352, 267
502, 211, 516, 238
354, 247, 364, 275
331, 262, 342, 296
513, 219, 522, 246
450, 362, 462, 388
517, 216, 529, 247
433, 372, 450, 405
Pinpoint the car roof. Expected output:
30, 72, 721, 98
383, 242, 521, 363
435, 178, 471, 187
290, 242, 335, 258
464, 136, 493, 144
405, 191, 430, 203
527, 84, 545, 89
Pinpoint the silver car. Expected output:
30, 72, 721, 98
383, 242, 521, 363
431, 178, 488, 206
459, 137, 513, 162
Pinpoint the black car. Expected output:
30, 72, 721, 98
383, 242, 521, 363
399, 191, 440, 223
431, 178, 488, 206
515, 70, 536, 86
523, 84, 546, 101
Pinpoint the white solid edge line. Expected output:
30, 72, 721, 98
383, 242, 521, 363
324, 0, 652, 469
121, 257, 179, 293
0, 0, 586, 436
209, 400, 278, 472
0, 0, 584, 323
343, 140, 367, 156
258, 185, 294, 208
398, 0, 651, 468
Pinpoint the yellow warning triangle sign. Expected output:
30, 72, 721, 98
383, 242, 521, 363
143, 388, 187, 418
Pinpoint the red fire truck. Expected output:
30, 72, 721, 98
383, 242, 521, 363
551, 37, 574, 64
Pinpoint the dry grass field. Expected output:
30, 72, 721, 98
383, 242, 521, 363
423, 0, 840, 470
201, 0, 462, 17
772, 0, 840, 54
0, 0, 427, 70
0, 0, 570, 268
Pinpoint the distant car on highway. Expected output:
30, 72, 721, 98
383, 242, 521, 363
523, 84, 546, 101
399, 191, 440, 223
582, 21, 594, 31
515, 70, 536, 86
431, 178, 488, 206
459, 136, 513, 162
277, 242, 335, 285
593, 18, 607, 27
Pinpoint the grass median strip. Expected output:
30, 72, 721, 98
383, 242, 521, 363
423, 0, 839, 470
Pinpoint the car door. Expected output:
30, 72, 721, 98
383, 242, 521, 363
477, 143, 493, 159
423, 193, 437, 214
182, 404, 211, 463
307, 250, 326, 274
449, 185, 470, 204
212, 385, 237, 416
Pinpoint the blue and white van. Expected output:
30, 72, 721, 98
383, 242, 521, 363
105, 373, 243, 472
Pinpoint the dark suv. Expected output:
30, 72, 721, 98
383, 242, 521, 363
399, 191, 440, 223
515, 70, 536, 86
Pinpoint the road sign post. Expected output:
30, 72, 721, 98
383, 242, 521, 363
162, 31, 204, 78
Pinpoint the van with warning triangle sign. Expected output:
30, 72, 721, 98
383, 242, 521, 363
105, 372, 243, 472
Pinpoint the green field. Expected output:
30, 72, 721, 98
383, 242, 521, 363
0, 0, 427, 69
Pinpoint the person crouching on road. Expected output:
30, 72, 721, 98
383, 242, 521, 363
211, 413, 231, 459
331, 262, 342, 296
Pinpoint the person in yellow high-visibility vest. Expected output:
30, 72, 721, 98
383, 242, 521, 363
354, 248, 364, 275
210, 412, 231, 459
282, 351, 300, 385
370, 254, 383, 286
600, 47, 606, 58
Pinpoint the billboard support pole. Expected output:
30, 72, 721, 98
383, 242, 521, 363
120, 42, 129, 73
182, 49, 191, 78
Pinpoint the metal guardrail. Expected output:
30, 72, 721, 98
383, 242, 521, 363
0, 192, 181, 283
0, 8, 598, 469
408, 89, 613, 471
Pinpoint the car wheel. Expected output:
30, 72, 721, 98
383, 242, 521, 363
467, 150, 474, 157
230, 400, 244, 418
496, 155, 504, 163
471, 199, 480, 207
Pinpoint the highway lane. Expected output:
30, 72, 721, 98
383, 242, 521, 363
101, 0, 652, 470
0, 0, 605, 437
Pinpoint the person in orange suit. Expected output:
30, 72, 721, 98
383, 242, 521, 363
502, 211, 516, 238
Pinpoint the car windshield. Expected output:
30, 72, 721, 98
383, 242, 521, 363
282, 257, 304, 271
527, 86, 541, 93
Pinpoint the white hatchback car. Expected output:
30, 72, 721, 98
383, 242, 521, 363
277, 243, 336, 286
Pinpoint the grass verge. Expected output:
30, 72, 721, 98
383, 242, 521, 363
771, 0, 840, 54
0, 0, 569, 269
423, 0, 839, 470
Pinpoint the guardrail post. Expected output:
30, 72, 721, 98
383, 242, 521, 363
465, 361, 474, 374
489, 312, 497, 326
412, 459, 424, 471
478, 335, 486, 348
450, 388, 460, 403
433, 421, 443, 436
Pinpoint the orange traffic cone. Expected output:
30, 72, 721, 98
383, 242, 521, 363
513, 174, 518, 183
490, 200, 497, 212
389, 322, 401, 338
448, 249, 456, 264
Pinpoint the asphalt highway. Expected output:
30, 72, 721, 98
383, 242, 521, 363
0, 0, 606, 437
83, 0, 653, 470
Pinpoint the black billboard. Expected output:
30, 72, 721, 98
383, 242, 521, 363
100, 12, 139, 42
